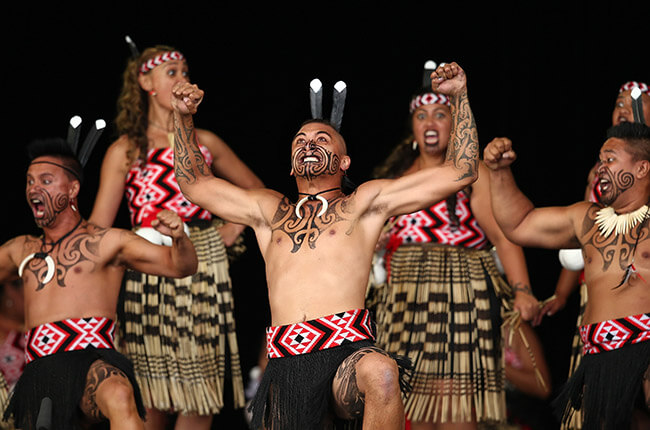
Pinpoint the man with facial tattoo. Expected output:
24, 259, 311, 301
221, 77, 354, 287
170, 62, 479, 430
0, 138, 198, 430
484, 122, 650, 429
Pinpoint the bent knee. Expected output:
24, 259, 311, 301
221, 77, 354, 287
96, 378, 138, 416
356, 353, 400, 399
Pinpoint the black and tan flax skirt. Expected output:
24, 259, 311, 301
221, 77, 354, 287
561, 281, 588, 430
120, 221, 244, 415
0, 372, 13, 430
373, 244, 508, 424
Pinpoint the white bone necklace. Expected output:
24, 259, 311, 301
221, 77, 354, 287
295, 187, 340, 219
18, 217, 83, 284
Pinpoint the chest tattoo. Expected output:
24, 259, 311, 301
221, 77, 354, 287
271, 196, 351, 253
582, 205, 649, 272
22, 228, 108, 291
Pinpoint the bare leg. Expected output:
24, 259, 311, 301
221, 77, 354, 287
80, 359, 144, 430
331, 346, 404, 430
174, 414, 213, 430
143, 408, 168, 430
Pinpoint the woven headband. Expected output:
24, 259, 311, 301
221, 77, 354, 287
619, 81, 649, 96
139, 51, 185, 74
409, 92, 450, 113
29, 160, 81, 181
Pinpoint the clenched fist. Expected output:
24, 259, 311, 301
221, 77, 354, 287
484, 137, 517, 170
172, 82, 204, 115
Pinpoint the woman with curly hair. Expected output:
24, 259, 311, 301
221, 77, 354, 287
90, 43, 263, 430
368, 62, 540, 430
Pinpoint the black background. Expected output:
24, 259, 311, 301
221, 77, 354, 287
3, 1, 649, 427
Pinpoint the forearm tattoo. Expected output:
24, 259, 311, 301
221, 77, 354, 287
271, 196, 352, 253
446, 91, 478, 181
334, 346, 391, 419
511, 282, 533, 295
173, 115, 211, 186
22, 225, 108, 290
581, 205, 648, 272
80, 360, 129, 422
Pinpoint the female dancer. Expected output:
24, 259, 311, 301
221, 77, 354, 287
90, 44, 263, 429
369, 63, 539, 429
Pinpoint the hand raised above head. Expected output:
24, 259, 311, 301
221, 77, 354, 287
171, 82, 204, 115
430, 62, 466, 96
484, 137, 517, 170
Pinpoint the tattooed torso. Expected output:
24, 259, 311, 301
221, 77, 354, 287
17, 223, 128, 328
270, 196, 353, 253
578, 203, 650, 324
263, 194, 387, 326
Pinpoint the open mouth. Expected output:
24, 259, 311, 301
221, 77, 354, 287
29, 198, 45, 218
599, 178, 611, 192
424, 130, 439, 145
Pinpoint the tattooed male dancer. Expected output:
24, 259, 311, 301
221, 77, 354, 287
484, 123, 650, 429
170, 62, 478, 429
0, 138, 197, 429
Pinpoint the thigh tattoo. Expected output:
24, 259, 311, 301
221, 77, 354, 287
333, 346, 390, 419
80, 360, 128, 421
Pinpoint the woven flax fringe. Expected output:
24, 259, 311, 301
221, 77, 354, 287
121, 223, 244, 415
0, 372, 14, 430
561, 282, 588, 430
374, 244, 507, 424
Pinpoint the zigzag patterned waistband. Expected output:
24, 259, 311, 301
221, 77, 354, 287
25, 317, 115, 363
580, 313, 650, 355
266, 309, 375, 359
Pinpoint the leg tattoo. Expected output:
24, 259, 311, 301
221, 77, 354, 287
80, 359, 129, 421
333, 346, 391, 420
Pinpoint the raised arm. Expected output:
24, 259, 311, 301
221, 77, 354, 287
89, 137, 131, 227
170, 82, 269, 227
117, 210, 197, 277
371, 62, 479, 217
471, 163, 539, 321
484, 137, 581, 249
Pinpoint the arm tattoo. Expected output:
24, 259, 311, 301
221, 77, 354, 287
511, 282, 533, 295
446, 91, 478, 181
173, 114, 211, 186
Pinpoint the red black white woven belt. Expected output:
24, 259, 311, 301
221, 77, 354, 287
25, 317, 116, 363
266, 308, 375, 359
580, 313, 650, 355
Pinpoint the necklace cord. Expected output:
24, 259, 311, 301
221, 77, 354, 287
41, 217, 83, 254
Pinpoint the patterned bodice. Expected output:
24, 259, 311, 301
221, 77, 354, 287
386, 190, 489, 253
125, 146, 213, 226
